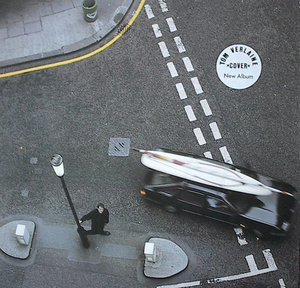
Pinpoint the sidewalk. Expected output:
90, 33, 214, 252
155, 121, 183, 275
0, 215, 196, 286
0, 0, 137, 68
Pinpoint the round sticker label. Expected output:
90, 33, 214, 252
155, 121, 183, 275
216, 44, 262, 89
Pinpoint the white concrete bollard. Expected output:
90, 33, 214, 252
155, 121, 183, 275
144, 242, 157, 263
15, 224, 30, 245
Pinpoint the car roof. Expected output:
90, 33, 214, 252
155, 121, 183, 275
141, 148, 297, 197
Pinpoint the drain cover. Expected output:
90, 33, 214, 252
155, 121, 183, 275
108, 138, 130, 156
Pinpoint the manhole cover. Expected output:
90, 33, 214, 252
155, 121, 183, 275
108, 138, 130, 156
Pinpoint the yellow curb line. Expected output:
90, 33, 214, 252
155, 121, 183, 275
0, 0, 145, 79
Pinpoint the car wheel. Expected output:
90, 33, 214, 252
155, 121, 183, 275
164, 204, 178, 213
252, 229, 266, 239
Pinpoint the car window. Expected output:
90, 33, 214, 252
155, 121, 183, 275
226, 193, 264, 214
158, 187, 182, 197
177, 190, 205, 206
206, 196, 234, 215
151, 172, 180, 185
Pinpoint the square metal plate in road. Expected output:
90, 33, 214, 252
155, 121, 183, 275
108, 138, 130, 156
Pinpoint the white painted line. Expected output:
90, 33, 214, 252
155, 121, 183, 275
152, 24, 162, 38
157, 281, 201, 288
191, 77, 203, 94
206, 249, 278, 284
193, 128, 206, 145
175, 83, 187, 99
204, 151, 213, 159
200, 99, 212, 116
209, 122, 222, 140
174, 36, 186, 53
144, 4, 155, 19
184, 105, 197, 122
263, 249, 278, 270
166, 17, 177, 32
246, 255, 258, 272
158, 42, 170, 58
219, 146, 233, 164
158, 0, 168, 12
182, 57, 194, 72
167, 62, 178, 77
158, 250, 278, 288
233, 227, 248, 246
278, 278, 286, 288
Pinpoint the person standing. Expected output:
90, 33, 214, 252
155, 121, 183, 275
79, 203, 110, 235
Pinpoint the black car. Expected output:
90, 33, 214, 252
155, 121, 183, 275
140, 149, 297, 238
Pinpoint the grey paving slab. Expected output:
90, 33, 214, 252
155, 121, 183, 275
6, 10, 23, 25
72, 0, 83, 7
0, 28, 8, 40
38, 2, 53, 17
23, 4, 41, 24
51, 0, 75, 13
0, 17, 7, 29
25, 21, 43, 34
7, 21, 25, 38
101, 243, 139, 259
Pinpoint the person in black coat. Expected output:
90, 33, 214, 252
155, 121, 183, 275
79, 203, 110, 235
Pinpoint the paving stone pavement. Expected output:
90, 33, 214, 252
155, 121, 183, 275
0, 0, 136, 68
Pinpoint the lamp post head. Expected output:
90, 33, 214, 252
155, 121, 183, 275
50, 154, 64, 177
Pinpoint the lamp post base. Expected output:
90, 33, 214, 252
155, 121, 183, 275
77, 226, 90, 249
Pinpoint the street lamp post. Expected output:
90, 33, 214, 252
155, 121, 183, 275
50, 154, 90, 249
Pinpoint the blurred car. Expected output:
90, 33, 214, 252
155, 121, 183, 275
139, 148, 297, 238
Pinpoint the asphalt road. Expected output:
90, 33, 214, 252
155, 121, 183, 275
0, 0, 299, 287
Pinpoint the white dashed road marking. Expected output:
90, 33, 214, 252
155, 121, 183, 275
234, 227, 248, 246
174, 36, 186, 53
200, 99, 212, 116
152, 24, 162, 37
219, 146, 233, 164
191, 77, 203, 94
182, 57, 194, 72
175, 83, 187, 99
209, 122, 222, 140
193, 128, 206, 145
158, 41, 170, 57
144, 4, 154, 19
166, 17, 177, 32
184, 105, 197, 122
167, 62, 178, 77
279, 278, 286, 287
204, 151, 213, 159
158, 0, 168, 12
